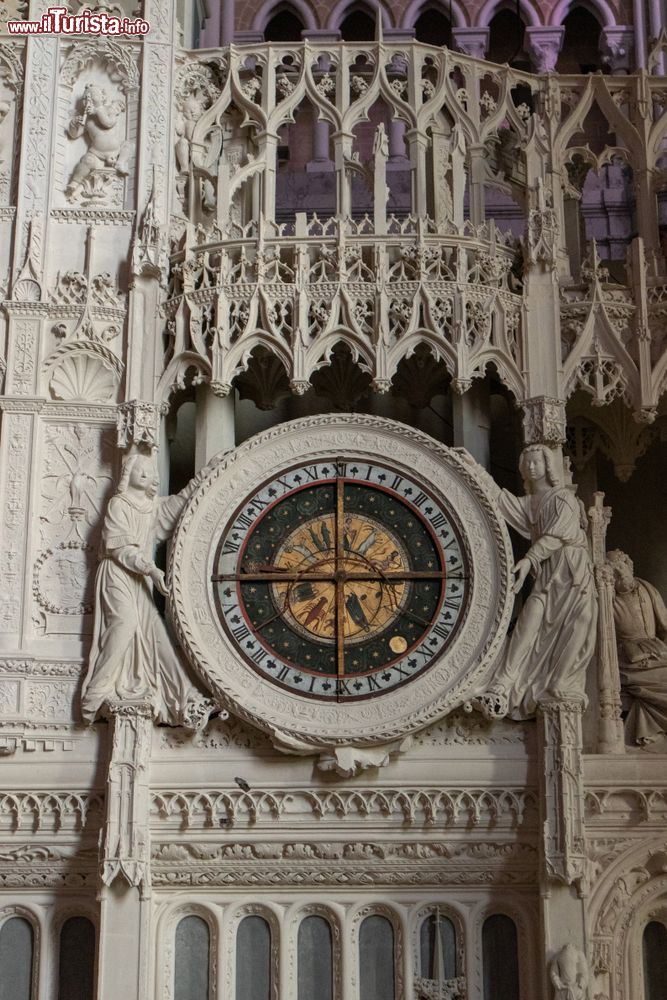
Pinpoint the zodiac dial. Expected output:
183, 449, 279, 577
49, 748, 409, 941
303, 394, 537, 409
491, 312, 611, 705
212, 460, 470, 701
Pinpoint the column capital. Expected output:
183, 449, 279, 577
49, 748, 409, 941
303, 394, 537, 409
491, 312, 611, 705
524, 25, 565, 73
452, 27, 489, 61
600, 25, 635, 73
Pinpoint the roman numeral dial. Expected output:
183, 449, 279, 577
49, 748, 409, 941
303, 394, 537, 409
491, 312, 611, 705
211, 460, 469, 701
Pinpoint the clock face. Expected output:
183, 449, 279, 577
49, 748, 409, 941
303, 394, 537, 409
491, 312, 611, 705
169, 416, 513, 749
212, 461, 469, 701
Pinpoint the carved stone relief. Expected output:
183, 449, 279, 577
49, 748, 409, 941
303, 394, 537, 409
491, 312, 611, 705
0, 43, 23, 207
0, 411, 34, 634
33, 421, 114, 637
58, 41, 139, 210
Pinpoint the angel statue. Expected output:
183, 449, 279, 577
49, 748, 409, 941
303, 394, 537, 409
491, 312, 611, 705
81, 449, 214, 730
465, 444, 598, 719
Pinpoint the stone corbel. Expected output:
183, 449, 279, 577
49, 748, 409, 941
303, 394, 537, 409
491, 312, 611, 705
521, 396, 566, 446
538, 699, 587, 889
524, 27, 565, 74
100, 700, 153, 891
116, 400, 165, 449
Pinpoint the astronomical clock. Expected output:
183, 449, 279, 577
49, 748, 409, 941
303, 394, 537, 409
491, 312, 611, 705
170, 415, 514, 755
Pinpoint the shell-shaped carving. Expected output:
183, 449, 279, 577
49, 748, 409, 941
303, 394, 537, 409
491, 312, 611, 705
48, 352, 119, 402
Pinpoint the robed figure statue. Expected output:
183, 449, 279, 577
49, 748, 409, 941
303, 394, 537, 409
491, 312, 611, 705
81, 450, 213, 729
607, 549, 667, 747
470, 445, 598, 719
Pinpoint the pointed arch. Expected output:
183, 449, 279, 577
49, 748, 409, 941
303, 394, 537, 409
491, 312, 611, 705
251, 0, 317, 32
401, 0, 468, 30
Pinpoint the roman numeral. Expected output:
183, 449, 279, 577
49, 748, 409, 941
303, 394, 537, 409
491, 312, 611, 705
277, 665, 291, 682
232, 623, 251, 642
302, 466, 320, 482
432, 621, 451, 640
415, 641, 433, 661
251, 647, 267, 665
390, 474, 404, 490
444, 596, 462, 610
430, 512, 448, 530
222, 538, 240, 554
247, 496, 270, 514
234, 510, 256, 532
413, 491, 428, 508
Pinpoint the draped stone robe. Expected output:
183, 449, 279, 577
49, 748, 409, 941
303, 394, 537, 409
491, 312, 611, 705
612, 579, 667, 744
492, 485, 598, 719
81, 487, 201, 726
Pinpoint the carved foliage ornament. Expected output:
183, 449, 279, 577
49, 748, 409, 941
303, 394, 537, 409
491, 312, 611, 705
169, 416, 514, 754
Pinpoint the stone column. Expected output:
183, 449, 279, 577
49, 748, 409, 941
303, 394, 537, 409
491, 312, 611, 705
405, 128, 430, 219
199, 1, 221, 47
387, 119, 409, 170
195, 384, 235, 468
588, 493, 625, 754
521, 181, 564, 423
307, 118, 334, 173
537, 699, 590, 997
524, 27, 565, 74
452, 380, 491, 469
97, 702, 153, 1000
451, 27, 489, 60
221, 0, 235, 45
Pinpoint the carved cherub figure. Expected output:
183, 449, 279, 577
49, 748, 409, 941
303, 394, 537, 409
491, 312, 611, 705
550, 943, 589, 1000
65, 84, 131, 201
81, 449, 214, 730
174, 91, 206, 173
607, 549, 667, 747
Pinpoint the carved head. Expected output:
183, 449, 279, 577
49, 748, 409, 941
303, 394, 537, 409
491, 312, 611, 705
82, 84, 107, 110
118, 450, 159, 497
518, 444, 560, 491
607, 549, 635, 592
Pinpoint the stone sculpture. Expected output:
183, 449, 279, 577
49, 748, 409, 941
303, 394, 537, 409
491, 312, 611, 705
549, 943, 589, 999
65, 84, 131, 201
81, 449, 213, 729
607, 549, 667, 746
469, 445, 597, 719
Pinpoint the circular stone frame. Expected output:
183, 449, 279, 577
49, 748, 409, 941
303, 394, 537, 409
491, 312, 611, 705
169, 414, 514, 749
